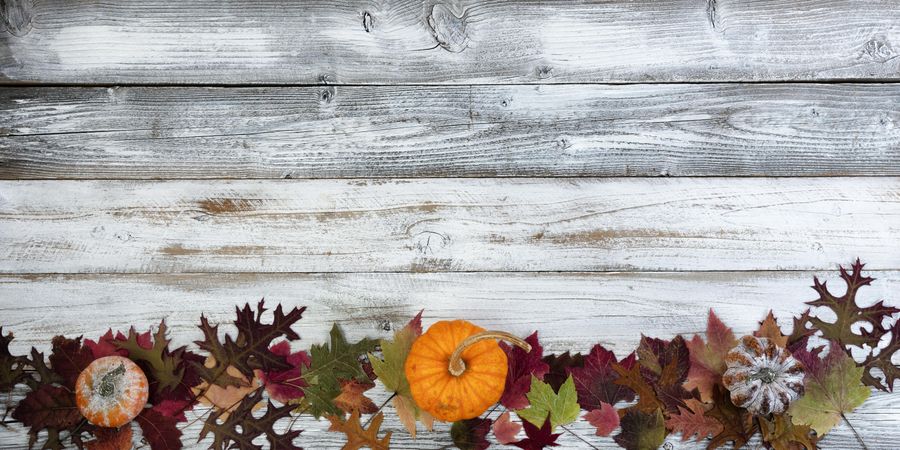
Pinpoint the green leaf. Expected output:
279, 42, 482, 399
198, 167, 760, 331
614, 408, 666, 450
516, 375, 580, 431
788, 348, 870, 435
302, 323, 377, 418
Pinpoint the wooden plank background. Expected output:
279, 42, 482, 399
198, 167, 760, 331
1, 0, 899, 448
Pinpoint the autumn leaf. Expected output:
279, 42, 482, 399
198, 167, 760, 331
789, 343, 870, 435
584, 402, 619, 437
451, 417, 492, 450
499, 331, 550, 409
541, 351, 584, 391
665, 399, 722, 442
303, 324, 378, 418
759, 414, 817, 450
334, 379, 378, 414
613, 408, 666, 450
193, 358, 260, 419
256, 341, 311, 403
806, 259, 899, 348
685, 310, 738, 402
48, 335, 94, 389
612, 363, 663, 414
12, 384, 82, 432
327, 410, 392, 450
511, 419, 561, 450
860, 318, 900, 391
0, 327, 29, 392
194, 300, 306, 388
755, 311, 790, 348
635, 335, 696, 414
393, 394, 434, 439
516, 375, 580, 431
136, 407, 183, 450
493, 411, 523, 444
706, 384, 757, 450
201, 388, 302, 450
85, 426, 134, 450
567, 343, 635, 410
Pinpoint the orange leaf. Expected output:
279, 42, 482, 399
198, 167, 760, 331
754, 311, 788, 348
85, 426, 133, 450
327, 410, 392, 450
333, 379, 378, 414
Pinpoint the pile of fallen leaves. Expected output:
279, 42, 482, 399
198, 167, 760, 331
1, 259, 898, 450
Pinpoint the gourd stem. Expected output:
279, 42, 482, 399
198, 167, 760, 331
448, 331, 531, 377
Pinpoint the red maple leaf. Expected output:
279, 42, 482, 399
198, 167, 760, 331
511, 419, 561, 450
256, 341, 311, 403
685, 310, 738, 402
499, 332, 549, 409
11, 384, 82, 431
567, 343, 636, 410
136, 407, 183, 450
585, 402, 619, 437
451, 417, 492, 450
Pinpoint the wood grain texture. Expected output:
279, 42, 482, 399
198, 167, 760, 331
2, 0, 900, 84
3, 84, 900, 178
0, 271, 898, 448
1, 178, 898, 274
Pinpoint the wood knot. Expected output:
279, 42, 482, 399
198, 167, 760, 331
320, 86, 336, 104
362, 11, 374, 33
1, 0, 34, 37
864, 38, 895, 63
428, 4, 469, 53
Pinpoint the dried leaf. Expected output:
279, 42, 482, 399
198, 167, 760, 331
201, 388, 302, 450
334, 379, 377, 414
635, 335, 696, 414
493, 411, 523, 444
806, 259, 898, 348
511, 419, 561, 450
755, 311, 790, 348
256, 341, 311, 403
860, 317, 900, 391
451, 417, 492, 450
706, 384, 757, 450
665, 399, 722, 442
500, 332, 550, 409
584, 402, 619, 437
393, 394, 433, 439
759, 414, 817, 450
685, 310, 738, 402
613, 408, 666, 450
194, 358, 260, 420
516, 375, 580, 431
85, 426, 133, 450
11, 384, 82, 433
303, 324, 377, 418
136, 407, 183, 450
567, 343, 635, 410
0, 327, 29, 392
48, 335, 94, 389
789, 344, 870, 435
612, 363, 663, 414
327, 410, 391, 450
116, 322, 204, 404
541, 352, 583, 391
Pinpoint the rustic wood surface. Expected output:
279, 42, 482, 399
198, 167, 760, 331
2, 0, 900, 84
2, 0, 900, 448
2, 84, 900, 178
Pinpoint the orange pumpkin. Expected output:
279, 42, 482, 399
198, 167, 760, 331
75, 356, 149, 427
404, 320, 531, 422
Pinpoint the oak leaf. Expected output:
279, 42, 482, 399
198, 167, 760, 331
500, 332, 550, 409
493, 411, 523, 444
201, 388, 302, 450
302, 324, 377, 418
193, 358, 260, 420
685, 310, 738, 402
511, 419, 561, 450
516, 375, 580, 431
664, 399, 721, 442
584, 402, 619, 437
613, 408, 666, 450
327, 410, 391, 450
116, 322, 203, 404
860, 318, 900, 391
0, 327, 29, 392
567, 343, 635, 410
451, 417, 492, 450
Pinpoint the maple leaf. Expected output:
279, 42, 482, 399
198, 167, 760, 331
303, 324, 377, 418
516, 375, 580, 431
23, 348, 61, 389
85, 329, 145, 359
194, 300, 306, 388
665, 399, 722, 442
201, 388, 302, 450
48, 335, 94, 389
635, 335, 696, 414
860, 318, 900, 391
755, 311, 790, 348
541, 351, 584, 391
685, 310, 738, 402
0, 327, 29, 392
334, 379, 378, 414
613, 408, 666, 450
706, 384, 758, 450
136, 407, 183, 450
12, 384, 82, 433
500, 332, 550, 409
511, 419, 561, 450
584, 402, 619, 437
806, 259, 899, 348
451, 417, 492, 450
493, 411, 523, 444
789, 343, 870, 435
327, 410, 391, 450
759, 414, 817, 450
568, 343, 635, 410
256, 341, 311, 403
612, 363, 663, 414
368, 311, 432, 435
85, 426, 133, 450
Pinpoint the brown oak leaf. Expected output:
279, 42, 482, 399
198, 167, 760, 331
665, 399, 722, 442
333, 379, 378, 414
327, 410, 391, 450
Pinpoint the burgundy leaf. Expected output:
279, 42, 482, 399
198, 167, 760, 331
568, 343, 635, 409
500, 332, 549, 409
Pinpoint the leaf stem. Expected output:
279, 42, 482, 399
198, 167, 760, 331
363, 392, 397, 428
841, 412, 869, 450
560, 424, 601, 450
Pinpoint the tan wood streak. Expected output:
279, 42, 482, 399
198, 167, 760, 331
2, 85, 899, 178
1, 0, 899, 83
1, 178, 898, 273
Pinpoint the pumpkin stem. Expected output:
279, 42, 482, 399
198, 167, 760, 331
448, 331, 531, 377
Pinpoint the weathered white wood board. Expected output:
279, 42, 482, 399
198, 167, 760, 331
1, 178, 898, 274
0, 271, 898, 449
3, 84, 900, 178
2, 0, 900, 84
